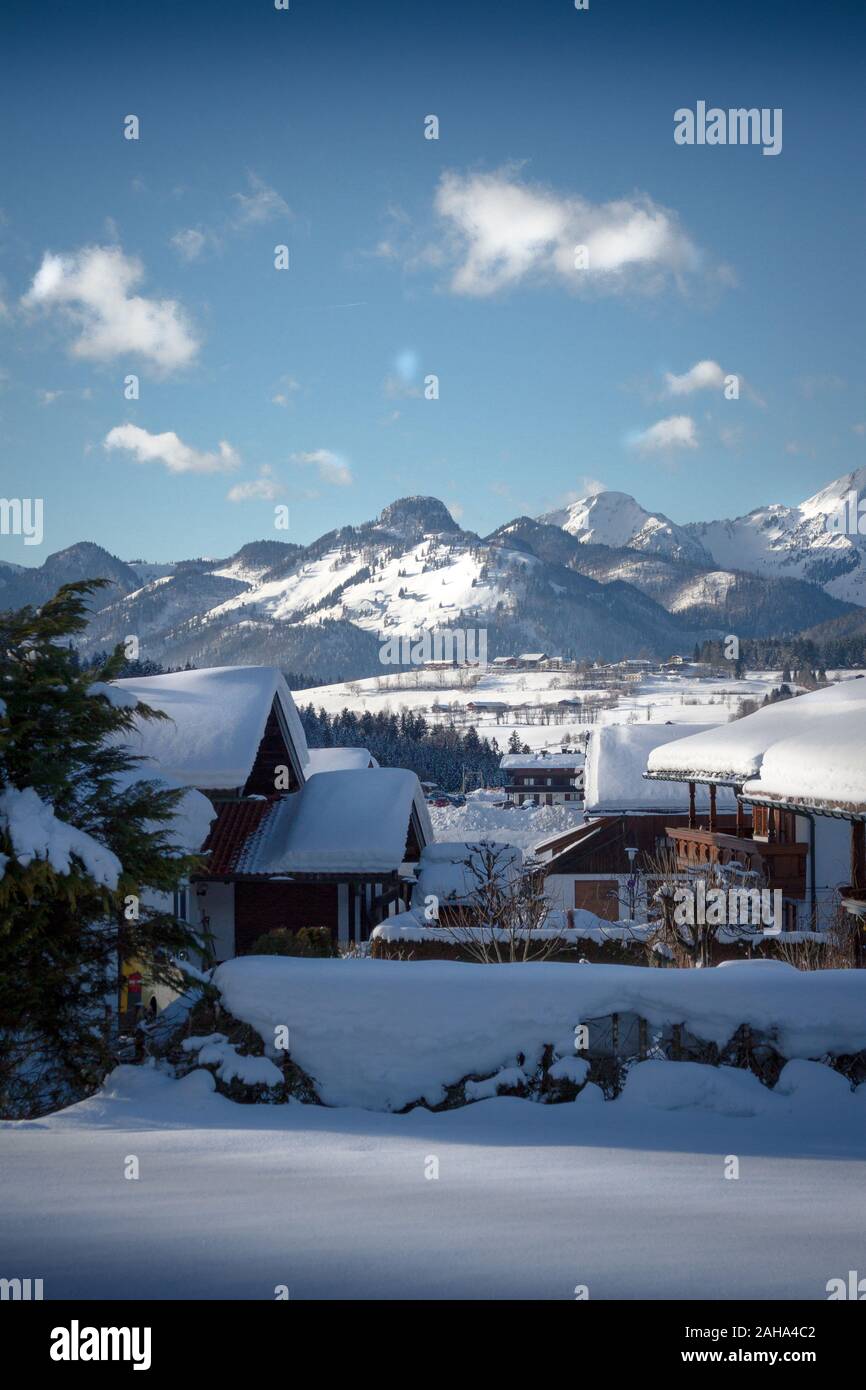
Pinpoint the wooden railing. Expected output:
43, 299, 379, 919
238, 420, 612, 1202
666, 826, 807, 898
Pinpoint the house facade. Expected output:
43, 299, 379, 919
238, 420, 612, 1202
644, 682, 865, 931
537, 723, 737, 919
500, 751, 585, 806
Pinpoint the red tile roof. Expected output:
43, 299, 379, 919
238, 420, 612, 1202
202, 798, 276, 877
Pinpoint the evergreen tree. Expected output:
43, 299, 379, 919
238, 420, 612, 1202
0, 583, 204, 1117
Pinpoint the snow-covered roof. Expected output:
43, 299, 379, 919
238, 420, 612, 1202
234, 768, 432, 875
586, 724, 737, 815
741, 698, 866, 816
410, 839, 524, 908
306, 747, 377, 775
500, 752, 584, 770
645, 680, 866, 787
113, 666, 309, 791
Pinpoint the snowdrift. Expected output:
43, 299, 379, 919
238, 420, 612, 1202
212, 956, 866, 1112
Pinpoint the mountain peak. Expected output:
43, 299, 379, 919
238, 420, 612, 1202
376, 496, 460, 539
539, 490, 709, 565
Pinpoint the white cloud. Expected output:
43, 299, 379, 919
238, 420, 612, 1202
577, 476, 608, 497
104, 423, 240, 474
227, 465, 285, 502
664, 359, 726, 395
427, 169, 700, 297
232, 172, 291, 226
170, 228, 208, 262
292, 448, 353, 486
629, 415, 698, 453
39, 386, 92, 406
23, 245, 199, 371
664, 358, 764, 406
271, 375, 303, 407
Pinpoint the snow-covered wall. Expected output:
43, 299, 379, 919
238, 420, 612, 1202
212, 956, 866, 1112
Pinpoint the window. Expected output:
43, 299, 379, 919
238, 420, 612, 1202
173, 887, 189, 922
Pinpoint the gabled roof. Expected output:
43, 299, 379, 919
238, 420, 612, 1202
113, 665, 309, 791
203, 768, 432, 877
645, 680, 866, 787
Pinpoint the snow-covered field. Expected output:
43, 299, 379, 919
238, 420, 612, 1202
296, 669, 788, 756
1, 1060, 863, 1300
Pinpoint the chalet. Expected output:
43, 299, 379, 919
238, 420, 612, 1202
499, 750, 584, 806
518, 652, 548, 668
202, 768, 432, 953
112, 666, 429, 958
739, 685, 866, 927
643, 681, 865, 931
536, 724, 736, 919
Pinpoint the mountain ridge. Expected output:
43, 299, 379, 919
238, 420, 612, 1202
0, 474, 859, 681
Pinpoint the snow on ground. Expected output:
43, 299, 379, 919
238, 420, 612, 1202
1, 1060, 863, 1300
429, 795, 585, 849
295, 669, 787, 759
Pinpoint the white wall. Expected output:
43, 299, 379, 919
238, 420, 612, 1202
805, 813, 853, 925
193, 882, 236, 962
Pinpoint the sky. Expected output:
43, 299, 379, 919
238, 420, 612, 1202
1, 0, 864, 565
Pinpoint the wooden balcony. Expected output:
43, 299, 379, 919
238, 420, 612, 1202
666, 826, 808, 899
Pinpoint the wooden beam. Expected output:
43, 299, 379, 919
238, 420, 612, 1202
688, 781, 696, 830
767, 806, 777, 844
735, 787, 745, 837
851, 821, 865, 891
708, 782, 717, 833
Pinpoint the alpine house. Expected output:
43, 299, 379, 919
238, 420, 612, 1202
113, 665, 431, 957
643, 679, 866, 931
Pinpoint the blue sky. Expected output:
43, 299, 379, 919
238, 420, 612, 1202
1, 0, 864, 564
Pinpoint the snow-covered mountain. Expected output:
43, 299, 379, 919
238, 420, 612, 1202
538, 491, 710, 564
683, 467, 866, 605
542, 468, 866, 605
2, 475, 859, 681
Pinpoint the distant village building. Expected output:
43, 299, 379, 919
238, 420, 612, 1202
517, 652, 548, 668
499, 750, 584, 806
